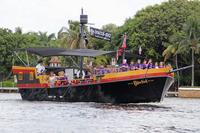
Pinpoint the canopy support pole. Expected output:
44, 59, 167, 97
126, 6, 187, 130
13, 51, 27, 66
69, 56, 80, 68
80, 56, 84, 78
26, 50, 30, 66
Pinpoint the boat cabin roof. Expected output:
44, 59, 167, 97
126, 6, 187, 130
15, 47, 113, 57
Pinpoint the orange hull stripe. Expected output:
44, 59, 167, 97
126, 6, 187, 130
12, 66, 36, 74
17, 72, 173, 89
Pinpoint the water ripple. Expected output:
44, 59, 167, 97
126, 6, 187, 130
0, 93, 200, 133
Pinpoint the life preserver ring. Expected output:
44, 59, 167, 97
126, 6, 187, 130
76, 70, 85, 79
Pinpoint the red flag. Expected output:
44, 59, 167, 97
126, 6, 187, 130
118, 48, 124, 56
121, 34, 127, 49
116, 33, 127, 61
116, 48, 124, 61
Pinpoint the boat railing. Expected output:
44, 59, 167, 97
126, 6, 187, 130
93, 66, 166, 76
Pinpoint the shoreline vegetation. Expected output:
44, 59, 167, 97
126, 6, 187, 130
0, 81, 16, 87
0, 0, 200, 88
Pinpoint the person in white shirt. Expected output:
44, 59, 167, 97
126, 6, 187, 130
36, 60, 45, 75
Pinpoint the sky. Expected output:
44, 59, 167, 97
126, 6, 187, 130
0, 0, 167, 34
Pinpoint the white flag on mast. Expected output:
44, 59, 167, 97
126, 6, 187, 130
139, 46, 142, 55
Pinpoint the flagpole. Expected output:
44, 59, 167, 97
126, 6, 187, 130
122, 50, 125, 62
122, 33, 126, 62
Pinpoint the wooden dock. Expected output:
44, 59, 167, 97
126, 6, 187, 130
179, 87, 200, 98
166, 91, 178, 97
0, 87, 18, 93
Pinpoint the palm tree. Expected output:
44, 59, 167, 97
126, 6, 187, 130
163, 31, 187, 88
58, 20, 82, 49
15, 27, 22, 34
38, 31, 55, 47
183, 16, 200, 86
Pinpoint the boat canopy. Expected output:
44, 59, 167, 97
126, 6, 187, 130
15, 47, 114, 57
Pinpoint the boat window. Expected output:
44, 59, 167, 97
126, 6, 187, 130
29, 72, 34, 80
18, 72, 23, 80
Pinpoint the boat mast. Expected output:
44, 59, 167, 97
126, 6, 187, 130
79, 8, 88, 78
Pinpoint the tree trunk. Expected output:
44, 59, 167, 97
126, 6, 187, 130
191, 48, 194, 86
175, 54, 180, 91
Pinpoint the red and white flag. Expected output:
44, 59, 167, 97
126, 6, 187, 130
116, 33, 127, 61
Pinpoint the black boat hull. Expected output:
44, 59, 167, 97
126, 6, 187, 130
18, 76, 174, 103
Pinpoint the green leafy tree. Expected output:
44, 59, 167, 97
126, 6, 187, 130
182, 15, 200, 86
38, 31, 56, 47
163, 31, 187, 87
120, 0, 200, 59
58, 20, 82, 49
0, 28, 18, 75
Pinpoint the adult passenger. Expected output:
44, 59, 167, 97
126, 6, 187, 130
135, 59, 142, 70
147, 59, 153, 69
36, 59, 45, 75
142, 59, 148, 69
120, 59, 129, 71
154, 62, 159, 69
159, 62, 164, 68
99, 65, 106, 75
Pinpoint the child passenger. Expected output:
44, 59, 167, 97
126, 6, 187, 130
129, 61, 135, 70
58, 71, 68, 81
49, 71, 57, 88
147, 59, 153, 69
57, 71, 68, 86
135, 59, 142, 70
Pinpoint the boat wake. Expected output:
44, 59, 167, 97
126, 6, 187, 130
91, 103, 172, 111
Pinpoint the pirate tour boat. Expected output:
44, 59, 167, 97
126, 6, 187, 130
12, 47, 175, 103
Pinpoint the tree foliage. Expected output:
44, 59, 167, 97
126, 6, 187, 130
119, 0, 200, 59
1, 0, 200, 86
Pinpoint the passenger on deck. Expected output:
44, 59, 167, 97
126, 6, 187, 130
57, 71, 68, 86
36, 59, 45, 75
147, 59, 153, 69
166, 63, 173, 71
110, 65, 116, 73
84, 68, 92, 79
154, 62, 159, 69
135, 59, 142, 70
93, 67, 98, 75
105, 65, 111, 73
129, 61, 135, 70
49, 71, 57, 88
120, 59, 129, 72
99, 65, 106, 75
142, 59, 148, 69
58, 71, 68, 80
159, 62, 164, 68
